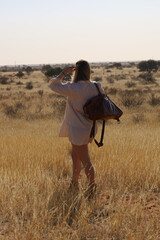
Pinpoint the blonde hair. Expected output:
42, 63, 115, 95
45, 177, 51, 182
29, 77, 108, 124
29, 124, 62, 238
72, 60, 91, 83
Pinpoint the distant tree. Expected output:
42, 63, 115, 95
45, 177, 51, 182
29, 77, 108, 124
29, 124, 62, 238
138, 60, 158, 73
25, 66, 33, 75
43, 67, 63, 78
157, 61, 160, 67
42, 65, 73, 80
1, 66, 8, 72
41, 65, 52, 73
113, 62, 122, 69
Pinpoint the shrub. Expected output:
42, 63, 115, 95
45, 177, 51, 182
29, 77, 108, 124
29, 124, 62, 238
106, 76, 114, 84
138, 60, 158, 73
24, 66, 33, 75
10, 79, 14, 83
16, 81, 23, 85
108, 88, 117, 95
52, 97, 66, 118
16, 71, 24, 78
125, 81, 136, 88
0, 76, 8, 84
138, 73, 156, 84
41, 64, 52, 73
3, 102, 25, 118
26, 82, 33, 90
3, 105, 16, 117
111, 74, 127, 81
43, 67, 63, 78
121, 90, 144, 108
112, 62, 122, 69
148, 94, 160, 106
38, 90, 44, 97
132, 114, 145, 124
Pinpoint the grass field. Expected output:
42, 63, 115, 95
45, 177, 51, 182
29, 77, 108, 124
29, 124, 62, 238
0, 65, 160, 239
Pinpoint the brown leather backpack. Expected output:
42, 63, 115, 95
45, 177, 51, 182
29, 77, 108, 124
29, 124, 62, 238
83, 83, 123, 147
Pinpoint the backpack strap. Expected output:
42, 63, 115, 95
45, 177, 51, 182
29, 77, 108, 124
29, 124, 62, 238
90, 120, 105, 147
94, 82, 102, 95
89, 83, 105, 147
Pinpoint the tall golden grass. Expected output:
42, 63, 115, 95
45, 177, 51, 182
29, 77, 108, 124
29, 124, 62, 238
0, 67, 160, 239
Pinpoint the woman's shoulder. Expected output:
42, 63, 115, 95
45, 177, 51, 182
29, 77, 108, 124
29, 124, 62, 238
90, 80, 102, 88
68, 80, 103, 92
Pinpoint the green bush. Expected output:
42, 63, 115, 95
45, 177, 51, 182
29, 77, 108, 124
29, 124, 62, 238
137, 60, 158, 73
43, 66, 63, 78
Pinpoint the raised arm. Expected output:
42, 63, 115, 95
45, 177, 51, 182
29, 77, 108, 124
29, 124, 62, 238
48, 66, 75, 96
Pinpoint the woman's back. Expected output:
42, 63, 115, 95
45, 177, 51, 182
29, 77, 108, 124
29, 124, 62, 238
67, 80, 104, 114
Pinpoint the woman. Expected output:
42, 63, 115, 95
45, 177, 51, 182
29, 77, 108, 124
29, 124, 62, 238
49, 60, 104, 196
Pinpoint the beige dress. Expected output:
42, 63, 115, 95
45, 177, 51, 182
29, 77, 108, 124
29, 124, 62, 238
49, 77, 105, 145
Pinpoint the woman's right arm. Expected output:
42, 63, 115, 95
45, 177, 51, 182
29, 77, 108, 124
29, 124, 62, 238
48, 66, 75, 96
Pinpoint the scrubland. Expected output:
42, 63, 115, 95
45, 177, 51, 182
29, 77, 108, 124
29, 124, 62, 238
0, 65, 160, 239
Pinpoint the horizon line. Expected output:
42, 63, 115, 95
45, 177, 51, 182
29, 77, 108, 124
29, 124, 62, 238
1, 59, 160, 67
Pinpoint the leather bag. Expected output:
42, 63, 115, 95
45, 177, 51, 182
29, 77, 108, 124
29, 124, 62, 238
83, 83, 123, 147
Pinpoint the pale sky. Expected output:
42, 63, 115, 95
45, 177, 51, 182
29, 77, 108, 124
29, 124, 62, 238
0, 0, 160, 65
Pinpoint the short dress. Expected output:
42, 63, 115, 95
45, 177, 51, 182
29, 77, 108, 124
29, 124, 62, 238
49, 77, 105, 145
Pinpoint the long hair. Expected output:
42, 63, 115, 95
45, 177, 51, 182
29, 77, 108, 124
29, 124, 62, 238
72, 60, 91, 83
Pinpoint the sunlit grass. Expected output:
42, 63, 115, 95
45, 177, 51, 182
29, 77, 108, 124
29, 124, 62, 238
0, 117, 159, 239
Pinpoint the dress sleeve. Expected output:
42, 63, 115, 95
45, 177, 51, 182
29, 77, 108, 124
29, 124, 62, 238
49, 77, 74, 97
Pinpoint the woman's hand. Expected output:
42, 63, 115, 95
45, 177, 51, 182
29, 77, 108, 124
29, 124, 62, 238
49, 65, 75, 82
62, 66, 75, 75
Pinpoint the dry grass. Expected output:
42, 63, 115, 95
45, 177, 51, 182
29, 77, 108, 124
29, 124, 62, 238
0, 66, 160, 239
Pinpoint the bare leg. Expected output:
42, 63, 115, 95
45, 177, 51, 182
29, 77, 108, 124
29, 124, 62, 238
71, 144, 95, 185
71, 144, 82, 184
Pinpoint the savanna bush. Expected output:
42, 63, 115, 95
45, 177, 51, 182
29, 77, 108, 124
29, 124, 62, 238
107, 87, 117, 95
26, 81, 33, 90
16, 81, 23, 85
16, 71, 24, 78
138, 59, 159, 73
120, 89, 144, 108
3, 102, 25, 118
43, 66, 63, 78
148, 93, 160, 106
138, 73, 156, 84
106, 76, 114, 84
38, 90, 44, 97
125, 81, 136, 88
132, 113, 145, 124
0, 76, 8, 84
52, 97, 66, 117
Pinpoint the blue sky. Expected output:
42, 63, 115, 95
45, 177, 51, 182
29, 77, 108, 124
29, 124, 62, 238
0, 0, 160, 65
